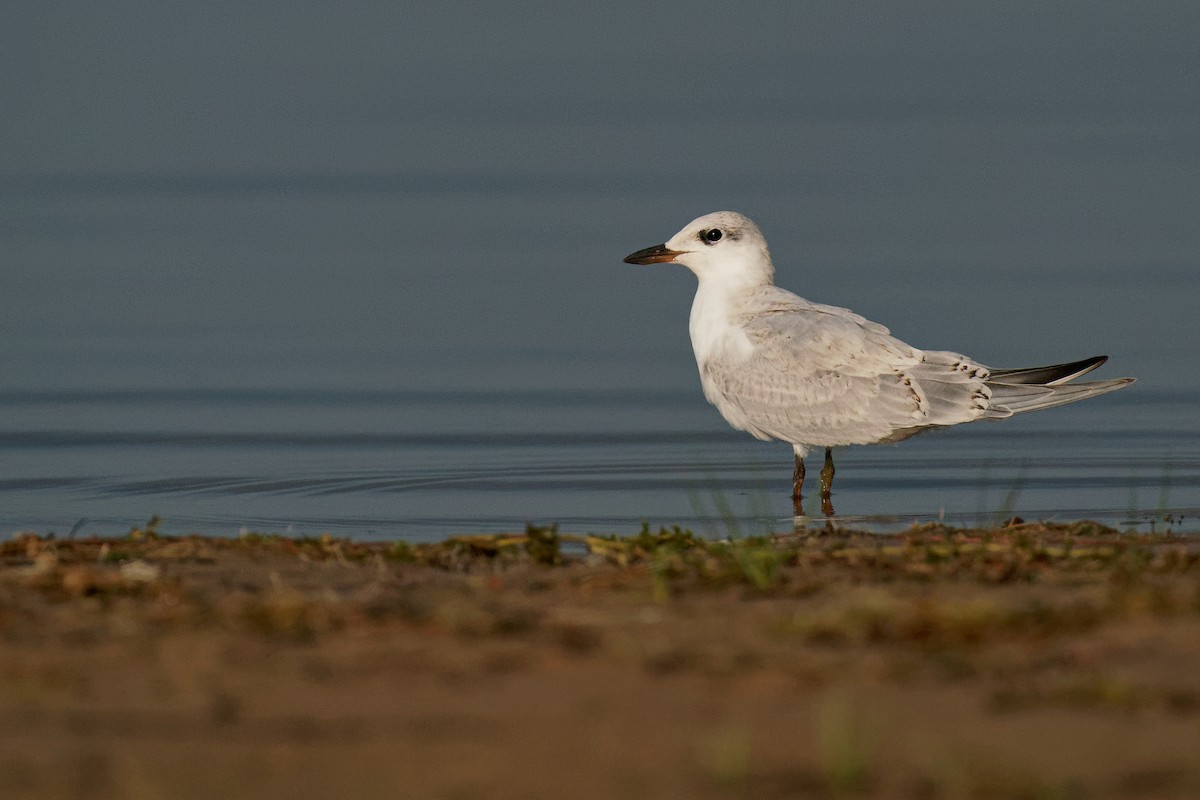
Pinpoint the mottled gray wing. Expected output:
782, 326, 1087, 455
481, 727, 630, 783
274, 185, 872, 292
700, 291, 995, 447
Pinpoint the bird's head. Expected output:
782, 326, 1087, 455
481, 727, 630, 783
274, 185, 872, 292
623, 211, 774, 287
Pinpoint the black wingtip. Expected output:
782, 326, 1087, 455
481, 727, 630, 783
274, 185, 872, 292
988, 356, 1112, 386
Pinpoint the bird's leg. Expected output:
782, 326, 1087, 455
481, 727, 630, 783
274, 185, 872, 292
818, 448, 835, 496
791, 453, 805, 516
819, 448, 836, 517
791, 454, 805, 499
821, 494, 836, 518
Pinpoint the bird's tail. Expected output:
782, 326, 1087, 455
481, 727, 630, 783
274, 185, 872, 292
985, 355, 1134, 416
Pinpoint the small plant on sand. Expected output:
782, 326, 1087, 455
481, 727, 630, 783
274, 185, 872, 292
724, 537, 785, 591
524, 524, 562, 565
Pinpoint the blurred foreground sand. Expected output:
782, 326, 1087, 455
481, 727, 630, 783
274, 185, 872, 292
3, 523, 1199, 799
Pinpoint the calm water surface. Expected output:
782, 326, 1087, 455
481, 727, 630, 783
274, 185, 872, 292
2, 275, 1195, 541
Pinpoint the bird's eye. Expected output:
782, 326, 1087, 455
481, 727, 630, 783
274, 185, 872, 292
702, 229, 723, 243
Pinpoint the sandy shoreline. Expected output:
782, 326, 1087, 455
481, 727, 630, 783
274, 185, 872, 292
3, 522, 1200, 799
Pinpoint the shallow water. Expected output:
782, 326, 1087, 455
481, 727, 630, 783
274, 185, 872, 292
1, 324, 1195, 540
4, 6, 1199, 539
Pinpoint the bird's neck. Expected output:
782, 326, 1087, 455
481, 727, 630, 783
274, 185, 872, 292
686, 250, 776, 364
689, 279, 759, 365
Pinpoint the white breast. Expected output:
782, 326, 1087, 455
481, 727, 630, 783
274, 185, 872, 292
690, 283, 756, 361
689, 283, 758, 412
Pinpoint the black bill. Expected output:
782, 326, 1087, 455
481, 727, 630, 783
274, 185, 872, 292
623, 244, 683, 265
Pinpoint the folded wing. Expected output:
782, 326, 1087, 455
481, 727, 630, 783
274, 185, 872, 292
697, 289, 1133, 450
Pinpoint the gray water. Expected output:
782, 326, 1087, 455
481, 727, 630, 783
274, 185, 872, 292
3, 5, 1198, 540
